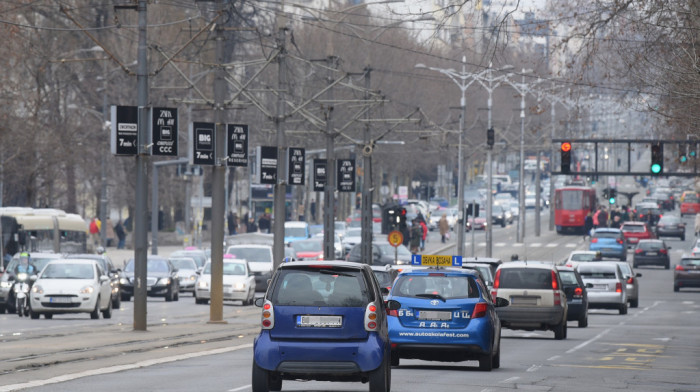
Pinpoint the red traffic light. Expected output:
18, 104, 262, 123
561, 142, 572, 152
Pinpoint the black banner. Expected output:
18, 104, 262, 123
313, 159, 327, 192
337, 159, 355, 192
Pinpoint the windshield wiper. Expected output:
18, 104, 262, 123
415, 293, 447, 302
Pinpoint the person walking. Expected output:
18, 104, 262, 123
592, 208, 601, 229
599, 207, 609, 228
105, 218, 116, 247
438, 213, 450, 243
584, 212, 594, 239
114, 220, 126, 249
409, 219, 422, 254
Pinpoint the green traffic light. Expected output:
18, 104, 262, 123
650, 163, 662, 174
609, 197, 616, 205
680, 155, 688, 163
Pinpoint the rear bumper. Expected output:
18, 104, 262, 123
587, 291, 625, 307
633, 255, 669, 267
496, 305, 565, 329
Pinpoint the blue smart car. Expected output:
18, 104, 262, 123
386, 259, 509, 371
253, 260, 393, 392
589, 228, 627, 261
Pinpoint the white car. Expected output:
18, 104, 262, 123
562, 250, 602, 267
225, 244, 274, 292
195, 259, 256, 305
29, 259, 113, 320
168, 256, 199, 293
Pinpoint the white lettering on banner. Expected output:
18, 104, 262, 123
119, 123, 137, 132
262, 158, 276, 165
159, 146, 172, 153
199, 134, 211, 142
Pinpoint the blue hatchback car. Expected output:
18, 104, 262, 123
253, 260, 392, 392
386, 266, 509, 371
589, 228, 627, 261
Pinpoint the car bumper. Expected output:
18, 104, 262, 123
674, 274, 700, 288
565, 300, 587, 320
254, 330, 385, 374
387, 317, 492, 358
120, 284, 172, 297
656, 229, 684, 237
587, 291, 625, 307
178, 280, 196, 292
496, 305, 565, 329
633, 255, 669, 267
29, 293, 99, 313
590, 246, 626, 259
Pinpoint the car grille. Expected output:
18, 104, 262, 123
146, 278, 158, 286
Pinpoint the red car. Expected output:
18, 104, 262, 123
620, 221, 655, 248
680, 193, 700, 217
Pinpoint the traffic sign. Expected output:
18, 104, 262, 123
313, 159, 327, 192
111, 105, 138, 156
337, 159, 355, 192
226, 124, 248, 167
387, 230, 403, 247
191, 122, 215, 165
258, 146, 278, 185
288, 147, 306, 185
151, 107, 178, 156
411, 254, 463, 267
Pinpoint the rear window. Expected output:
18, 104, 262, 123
558, 271, 579, 285
593, 231, 622, 239
393, 274, 479, 299
571, 253, 599, 262
684, 195, 699, 203
497, 268, 553, 290
658, 216, 680, 224
226, 246, 272, 263
579, 270, 616, 279
680, 259, 700, 266
271, 268, 370, 307
638, 241, 663, 250
622, 224, 644, 233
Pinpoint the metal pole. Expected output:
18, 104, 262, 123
99, 55, 108, 249
456, 57, 466, 257
486, 65, 493, 257
133, 0, 149, 331
209, 0, 226, 323
361, 67, 373, 265
470, 199, 475, 256
549, 84, 556, 231
535, 153, 541, 236
272, 25, 288, 269
323, 56, 337, 261
517, 71, 526, 243
151, 164, 158, 254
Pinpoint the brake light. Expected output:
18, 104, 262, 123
617, 238, 624, 245
493, 270, 501, 289
307, 265, 333, 269
551, 270, 559, 290
635, 249, 643, 254
591, 238, 598, 243
365, 302, 379, 331
428, 273, 445, 277
626, 277, 634, 284
472, 303, 488, 318
660, 248, 668, 254
675, 265, 685, 271
554, 291, 561, 306
574, 287, 583, 297
387, 308, 398, 317
615, 282, 622, 293
261, 300, 275, 329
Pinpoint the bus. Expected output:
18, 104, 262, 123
1, 208, 88, 269
554, 187, 597, 234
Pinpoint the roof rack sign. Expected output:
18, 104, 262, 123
411, 254, 463, 267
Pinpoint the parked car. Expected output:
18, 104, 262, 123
492, 261, 569, 339
29, 259, 113, 319
194, 258, 255, 305
577, 262, 628, 315
620, 222, 655, 249
119, 256, 180, 302
589, 228, 627, 261
674, 256, 700, 292
556, 266, 589, 327
252, 260, 392, 392
633, 239, 671, 269
655, 215, 686, 241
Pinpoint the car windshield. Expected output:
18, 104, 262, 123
680, 258, 700, 266
169, 258, 196, 270
291, 240, 323, 252
285, 227, 307, 237
559, 190, 583, 210
497, 268, 553, 290
271, 268, 370, 307
226, 247, 272, 263
124, 259, 170, 273
558, 271, 579, 285
579, 268, 616, 279
41, 263, 94, 279
393, 274, 479, 299
639, 241, 663, 250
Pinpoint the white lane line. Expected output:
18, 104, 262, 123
565, 243, 577, 248
500, 377, 520, 383
548, 355, 561, 361
526, 364, 541, 372
530, 243, 542, 247
495, 242, 507, 247
565, 328, 611, 354
228, 385, 251, 392
546, 243, 558, 248
0, 343, 254, 392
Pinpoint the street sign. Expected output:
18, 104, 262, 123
288, 147, 306, 185
258, 146, 278, 185
337, 159, 355, 192
226, 124, 248, 167
313, 159, 326, 192
387, 230, 403, 247
151, 107, 178, 156
110, 105, 138, 156
191, 122, 215, 165
411, 254, 463, 267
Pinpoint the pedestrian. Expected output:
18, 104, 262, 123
114, 220, 126, 249
89, 217, 101, 249
438, 213, 450, 243
105, 218, 116, 247
592, 208, 600, 229
227, 211, 238, 235
599, 207, 609, 228
258, 213, 271, 233
611, 215, 622, 229
409, 219, 422, 254
584, 212, 594, 239
247, 216, 258, 233
419, 219, 428, 251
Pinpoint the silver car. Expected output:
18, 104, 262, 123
609, 261, 641, 308
577, 262, 628, 315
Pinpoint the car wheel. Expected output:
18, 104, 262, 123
121, 293, 131, 302
390, 350, 400, 367
674, 284, 680, 292
195, 296, 208, 305
369, 355, 390, 392
554, 321, 566, 340
112, 294, 121, 309
30, 309, 40, 319
165, 288, 174, 302
578, 315, 588, 328
630, 298, 639, 308
102, 299, 113, 319
619, 303, 628, 315
44, 313, 53, 319
478, 350, 494, 371
665, 262, 670, 270
492, 333, 501, 369
90, 297, 101, 319
252, 360, 280, 392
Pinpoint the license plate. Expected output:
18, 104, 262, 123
50, 297, 72, 303
688, 270, 700, 274
593, 284, 608, 290
296, 315, 342, 328
417, 310, 452, 321
510, 296, 538, 305
646, 252, 657, 256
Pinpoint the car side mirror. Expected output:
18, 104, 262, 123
30, 274, 38, 282
636, 273, 642, 278
495, 297, 510, 308
586, 283, 594, 288
99, 275, 110, 283
380, 287, 390, 295
254, 297, 265, 307
386, 299, 401, 310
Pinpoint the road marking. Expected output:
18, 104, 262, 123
530, 243, 542, 247
548, 355, 561, 361
682, 301, 694, 305
228, 385, 251, 392
546, 243, 558, 248
0, 343, 254, 392
566, 328, 611, 354
565, 243, 577, 248
500, 377, 520, 383
495, 242, 506, 247
526, 364, 541, 372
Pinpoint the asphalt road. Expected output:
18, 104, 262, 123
2, 208, 699, 392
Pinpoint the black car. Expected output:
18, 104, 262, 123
634, 203, 662, 227
556, 266, 589, 328
346, 241, 412, 265
491, 205, 508, 227
633, 239, 671, 269
119, 257, 180, 301
67, 253, 122, 308
655, 215, 686, 241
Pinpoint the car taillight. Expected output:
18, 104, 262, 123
387, 308, 398, 317
615, 282, 622, 293
660, 248, 668, 254
591, 238, 598, 243
617, 238, 624, 245
554, 291, 561, 306
626, 277, 634, 284
635, 249, 643, 254
493, 270, 501, 289
574, 287, 583, 298
472, 303, 488, 318
261, 300, 275, 329
551, 270, 559, 290
365, 302, 379, 331
675, 265, 685, 271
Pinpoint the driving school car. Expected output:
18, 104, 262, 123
386, 255, 509, 371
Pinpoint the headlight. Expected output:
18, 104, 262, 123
233, 282, 246, 290
31, 285, 44, 294
197, 280, 209, 289
80, 286, 95, 294
156, 278, 171, 286
1, 281, 12, 289
17, 273, 28, 281
189, 275, 197, 281
119, 277, 130, 285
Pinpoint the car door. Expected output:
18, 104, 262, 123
96, 263, 111, 308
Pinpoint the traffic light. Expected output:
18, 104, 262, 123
680, 154, 688, 163
650, 142, 663, 174
560, 142, 572, 174
608, 188, 617, 205
603, 188, 609, 199
487, 128, 495, 148
396, 207, 407, 228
